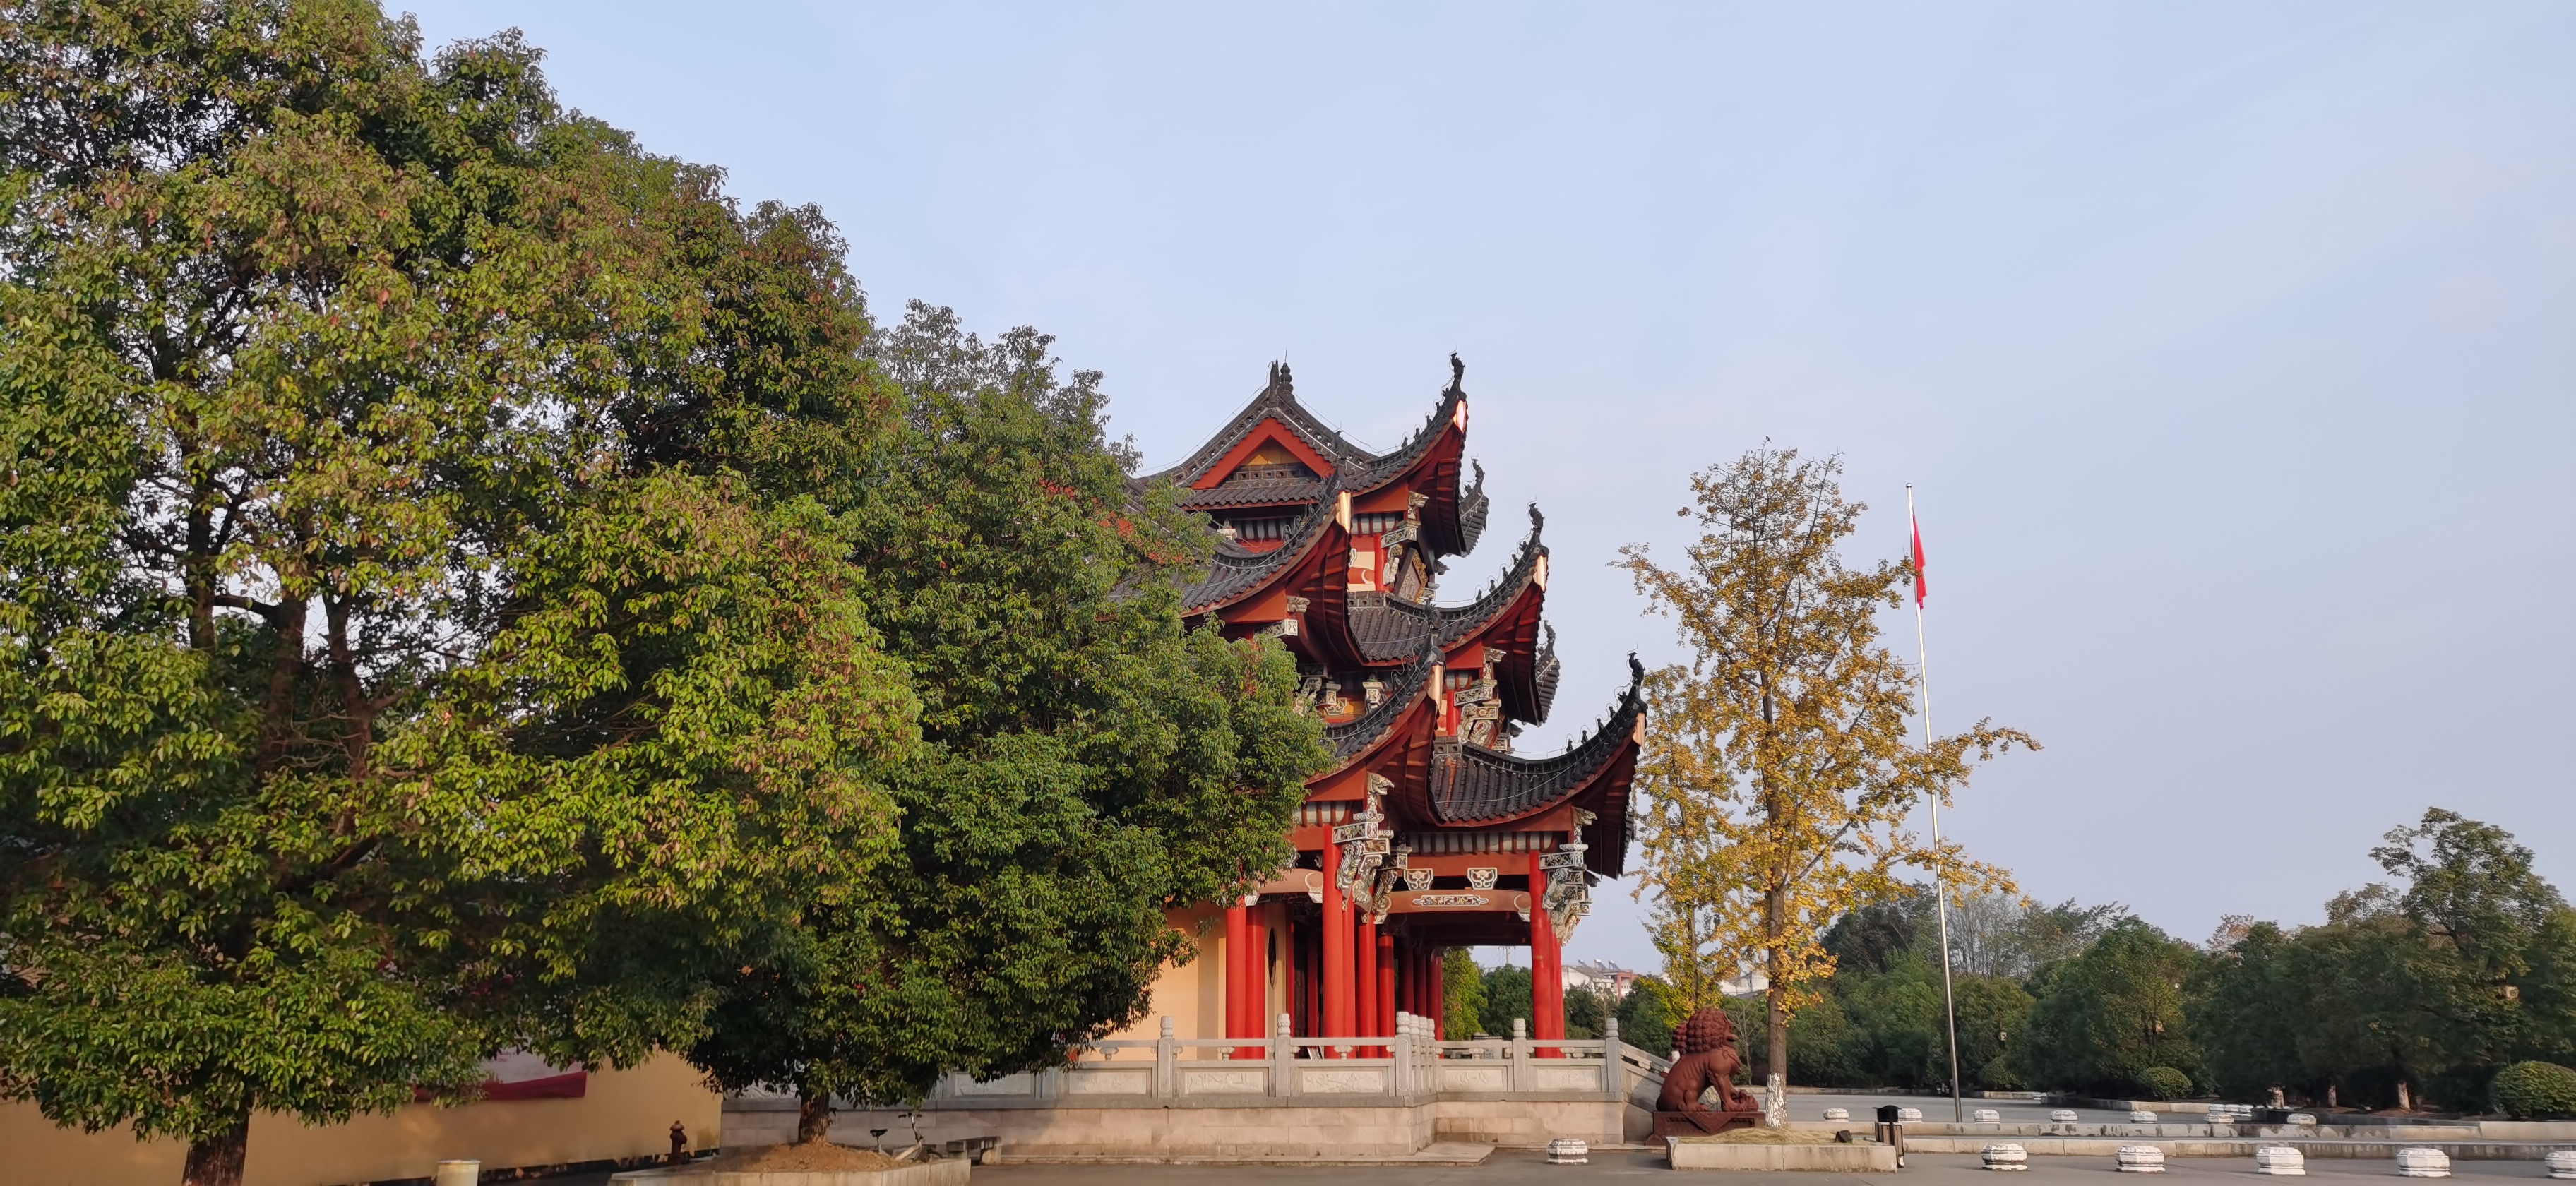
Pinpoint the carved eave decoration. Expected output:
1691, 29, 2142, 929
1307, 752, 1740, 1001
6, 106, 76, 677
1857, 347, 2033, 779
1426, 654, 1646, 877
1329, 505, 1551, 726
1313, 644, 1443, 807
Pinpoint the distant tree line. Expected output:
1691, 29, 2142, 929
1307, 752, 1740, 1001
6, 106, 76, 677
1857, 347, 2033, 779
1591, 809, 2576, 1115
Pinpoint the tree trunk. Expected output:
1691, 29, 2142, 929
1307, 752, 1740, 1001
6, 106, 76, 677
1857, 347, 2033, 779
1758, 676, 1789, 1129
797, 1089, 833, 1144
2395, 1079, 2411, 1113
182, 1113, 250, 1186
1765, 883, 1789, 1129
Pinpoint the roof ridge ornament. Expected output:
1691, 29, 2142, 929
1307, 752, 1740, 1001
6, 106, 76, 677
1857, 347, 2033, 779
1448, 352, 1465, 395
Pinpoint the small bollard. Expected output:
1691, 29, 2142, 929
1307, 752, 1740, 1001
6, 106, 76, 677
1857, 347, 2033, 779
432, 1160, 479, 1186
668, 1120, 690, 1166
2396, 1148, 2451, 1179
2254, 1145, 2306, 1176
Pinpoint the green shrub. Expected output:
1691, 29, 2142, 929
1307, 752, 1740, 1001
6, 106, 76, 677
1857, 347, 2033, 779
1979, 1054, 2025, 1091
2134, 1066, 2193, 1101
2492, 1061, 2576, 1119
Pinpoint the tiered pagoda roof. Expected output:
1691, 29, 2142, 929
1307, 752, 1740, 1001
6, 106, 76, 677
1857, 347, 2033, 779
1148, 357, 1642, 911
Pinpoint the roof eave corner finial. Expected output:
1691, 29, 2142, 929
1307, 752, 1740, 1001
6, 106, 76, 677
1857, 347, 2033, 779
1528, 501, 1545, 535
1628, 651, 1645, 688
1448, 351, 1465, 395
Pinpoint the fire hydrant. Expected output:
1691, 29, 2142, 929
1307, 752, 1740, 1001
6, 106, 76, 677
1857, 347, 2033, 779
668, 1121, 690, 1167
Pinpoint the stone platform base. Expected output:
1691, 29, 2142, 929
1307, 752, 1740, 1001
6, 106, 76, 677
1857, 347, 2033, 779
998, 1142, 1496, 1166
1654, 1111, 1760, 1139
726, 1097, 1646, 1161
1666, 1137, 1900, 1172
612, 1159, 970, 1186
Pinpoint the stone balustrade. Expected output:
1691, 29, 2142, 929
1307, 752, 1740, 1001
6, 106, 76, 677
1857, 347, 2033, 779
912, 1012, 1665, 1106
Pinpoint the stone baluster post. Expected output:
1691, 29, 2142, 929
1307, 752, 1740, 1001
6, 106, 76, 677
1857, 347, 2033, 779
1155, 1015, 1176, 1098
1274, 1012, 1298, 1098
1511, 1017, 1529, 1094
1603, 1014, 1621, 1098
1392, 1011, 1410, 1096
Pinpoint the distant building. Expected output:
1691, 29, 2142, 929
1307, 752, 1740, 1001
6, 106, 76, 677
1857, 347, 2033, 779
1565, 959, 1642, 999
1719, 968, 1768, 998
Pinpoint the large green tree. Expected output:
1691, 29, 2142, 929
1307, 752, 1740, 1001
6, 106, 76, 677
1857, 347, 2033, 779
1444, 949, 1491, 1041
2190, 810, 2576, 1110
2017, 918, 2203, 1095
681, 302, 1325, 1132
0, 5, 914, 1182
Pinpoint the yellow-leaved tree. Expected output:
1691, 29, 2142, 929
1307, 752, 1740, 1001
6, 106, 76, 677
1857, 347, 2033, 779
1621, 446, 2034, 1122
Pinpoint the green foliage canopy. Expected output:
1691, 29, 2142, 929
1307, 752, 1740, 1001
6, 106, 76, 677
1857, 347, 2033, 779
2190, 809, 2576, 1109
2017, 918, 2203, 1095
683, 304, 1325, 1112
0, 4, 915, 1179
1443, 948, 1490, 1041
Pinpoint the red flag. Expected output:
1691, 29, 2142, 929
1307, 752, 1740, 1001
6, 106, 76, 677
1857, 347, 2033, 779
1910, 515, 1928, 607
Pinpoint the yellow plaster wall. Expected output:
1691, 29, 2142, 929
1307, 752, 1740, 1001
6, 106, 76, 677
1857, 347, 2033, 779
3, 1053, 717, 1186
1106, 904, 1227, 1043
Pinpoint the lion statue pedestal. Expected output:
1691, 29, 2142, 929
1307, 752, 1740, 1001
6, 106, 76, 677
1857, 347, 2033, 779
1653, 1007, 1765, 1139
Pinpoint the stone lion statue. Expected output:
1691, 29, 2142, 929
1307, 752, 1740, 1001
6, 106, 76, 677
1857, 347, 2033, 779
1656, 1008, 1762, 1115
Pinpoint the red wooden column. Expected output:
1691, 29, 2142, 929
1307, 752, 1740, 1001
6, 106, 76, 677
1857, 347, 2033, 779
1238, 898, 1269, 1058
1400, 945, 1417, 1019
1376, 930, 1397, 1041
1322, 843, 1352, 1053
1529, 850, 1565, 1058
1223, 900, 1248, 1048
1354, 912, 1379, 1055
1418, 947, 1435, 1022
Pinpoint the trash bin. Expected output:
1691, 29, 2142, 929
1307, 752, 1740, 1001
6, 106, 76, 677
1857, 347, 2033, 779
1874, 1105, 1907, 1167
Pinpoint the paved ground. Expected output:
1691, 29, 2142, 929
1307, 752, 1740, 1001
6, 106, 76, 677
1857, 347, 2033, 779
543, 1149, 2560, 1185
974, 1149, 2553, 1182
1788, 1094, 2142, 1125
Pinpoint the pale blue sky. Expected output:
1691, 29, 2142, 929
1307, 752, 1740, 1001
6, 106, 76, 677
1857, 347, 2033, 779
401, 1, 2576, 972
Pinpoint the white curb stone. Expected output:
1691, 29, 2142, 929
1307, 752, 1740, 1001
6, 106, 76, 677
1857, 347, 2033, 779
2255, 1146, 2306, 1175
2396, 1147, 2451, 1178
2116, 1145, 2167, 1173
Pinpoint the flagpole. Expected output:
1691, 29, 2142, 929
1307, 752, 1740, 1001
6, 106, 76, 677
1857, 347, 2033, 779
1910, 484, 1965, 1125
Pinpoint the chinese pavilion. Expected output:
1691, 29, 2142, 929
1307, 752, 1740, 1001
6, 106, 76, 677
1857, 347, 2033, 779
1133, 356, 1642, 1055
